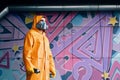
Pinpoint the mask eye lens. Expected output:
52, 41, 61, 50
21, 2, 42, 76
38, 20, 43, 23
37, 20, 43, 24
40, 20, 44, 21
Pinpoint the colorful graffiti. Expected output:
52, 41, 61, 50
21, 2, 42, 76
0, 11, 120, 80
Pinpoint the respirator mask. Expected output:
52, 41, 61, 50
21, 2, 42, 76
36, 18, 48, 30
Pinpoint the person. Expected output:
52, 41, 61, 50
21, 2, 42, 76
23, 15, 56, 80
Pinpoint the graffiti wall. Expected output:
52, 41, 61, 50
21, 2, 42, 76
0, 11, 120, 80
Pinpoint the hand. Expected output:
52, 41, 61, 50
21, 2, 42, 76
27, 68, 34, 74
50, 72, 56, 78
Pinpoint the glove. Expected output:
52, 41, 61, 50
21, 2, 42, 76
27, 68, 34, 74
50, 72, 56, 78
33, 68, 40, 74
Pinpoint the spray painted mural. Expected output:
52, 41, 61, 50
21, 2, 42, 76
0, 11, 120, 80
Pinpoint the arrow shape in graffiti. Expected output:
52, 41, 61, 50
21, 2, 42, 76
0, 51, 9, 69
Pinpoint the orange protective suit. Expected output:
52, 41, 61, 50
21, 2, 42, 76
23, 15, 56, 80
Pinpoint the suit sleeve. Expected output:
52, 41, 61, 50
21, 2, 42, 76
48, 41, 56, 77
23, 32, 35, 72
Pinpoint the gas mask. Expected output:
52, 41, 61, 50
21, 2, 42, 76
36, 18, 48, 30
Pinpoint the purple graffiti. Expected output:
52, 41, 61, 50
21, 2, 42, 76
73, 61, 92, 80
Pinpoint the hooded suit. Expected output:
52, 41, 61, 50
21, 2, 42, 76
23, 15, 56, 80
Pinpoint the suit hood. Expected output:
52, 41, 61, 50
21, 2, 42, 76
32, 15, 44, 29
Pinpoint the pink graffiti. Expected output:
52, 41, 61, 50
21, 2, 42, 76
46, 12, 78, 42
46, 12, 67, 33
113, 73, 120, 80
0, 51, 9, 68
109, 61, 120, 80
